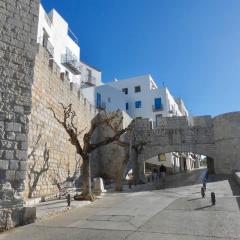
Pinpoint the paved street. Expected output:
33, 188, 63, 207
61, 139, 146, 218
1, 169, 240, 240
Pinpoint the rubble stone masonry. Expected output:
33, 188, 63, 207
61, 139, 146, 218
26, 45, 96, 198
0, 0, 39, 230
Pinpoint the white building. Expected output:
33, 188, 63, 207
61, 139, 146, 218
82, 74, 194, 173
83, 74, 188, 124
37, 4, 102, 86
37, 4, 196, 174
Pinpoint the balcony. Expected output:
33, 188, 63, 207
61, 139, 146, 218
96, 102, 106, 110
61, 51, 82, 75
39, 37, 54, 57
152, 105, 164, 112
81, 75, 97, 87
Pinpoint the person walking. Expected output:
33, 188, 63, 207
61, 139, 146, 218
152, 168, 158, 183
159, 164, 167, 183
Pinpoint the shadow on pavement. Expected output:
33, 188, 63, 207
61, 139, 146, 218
208, 174, 240, 210
187, 197, 202, 201
194, 204, 213, 211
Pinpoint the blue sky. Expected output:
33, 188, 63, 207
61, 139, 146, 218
41, 0, 240, 116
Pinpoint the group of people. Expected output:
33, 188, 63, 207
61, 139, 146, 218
152, 164, 167, 183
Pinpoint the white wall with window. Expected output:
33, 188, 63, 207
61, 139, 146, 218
82, 85, 129, 112
37, 4, 102, 86
106, 74, 184, 127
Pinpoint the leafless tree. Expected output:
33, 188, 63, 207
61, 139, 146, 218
49, 103, 130, 201
27, 134, 50, 198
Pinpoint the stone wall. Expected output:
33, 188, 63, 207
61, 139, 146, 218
91, 111, 132, 189
131, 113, 240, 181
0, 0, 39, 230
213, 112, 240, 174
26, 45, 96, 198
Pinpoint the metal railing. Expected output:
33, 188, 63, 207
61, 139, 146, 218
68, 28, 78, 44
152, 105, 164, 112
96, 102, 106, 110
61, 51, 82, 75
81, 75, 97, 86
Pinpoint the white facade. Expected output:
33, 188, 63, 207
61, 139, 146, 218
106, 75, 188, 127
81, 74, 191, 173
82, 85, 129, 112
37, 4, 102, 86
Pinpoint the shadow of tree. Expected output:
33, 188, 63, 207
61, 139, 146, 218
51, 155, 81, 199
27, 134, 50, 198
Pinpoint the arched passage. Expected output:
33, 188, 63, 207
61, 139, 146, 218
130, 136, 216, 183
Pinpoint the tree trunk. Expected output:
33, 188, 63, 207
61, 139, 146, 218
115, 172, 123, 191
76, 155, 96, 201
133, 151, 140, 183
82, 155, 90, 195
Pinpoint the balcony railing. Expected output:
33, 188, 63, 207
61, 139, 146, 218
38, 37, 54, 57
81, 75, 97, 87
96, 102, 106, 110
61, 52, 82, 75
152, 105, 164, 112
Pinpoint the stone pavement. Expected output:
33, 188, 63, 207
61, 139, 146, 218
1, 168, 240, 240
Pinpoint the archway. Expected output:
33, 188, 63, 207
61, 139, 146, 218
134, 147, 215, 183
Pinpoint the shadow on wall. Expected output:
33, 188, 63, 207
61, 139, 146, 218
27, 134, 50, 198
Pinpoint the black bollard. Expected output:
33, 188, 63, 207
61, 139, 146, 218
201, 187, 205, 198
203, 181, 206, 191
129, 181, 132, 189
67, 194, 71, 207
211, 192, 216, 205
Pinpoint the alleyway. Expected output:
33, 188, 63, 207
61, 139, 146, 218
1, 169, 240, 240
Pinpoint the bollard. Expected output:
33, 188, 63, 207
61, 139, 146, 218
148, 176, 150, 183
128, 181, 132, 189
67, 193, 71, 207
201, 187, 205, 198
203, 181, 206, 191
134, 179, 137, 187
211, 192, 216, 205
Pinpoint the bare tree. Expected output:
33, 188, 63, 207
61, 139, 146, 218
49, 103, 130, 201
27, 134, 50, 198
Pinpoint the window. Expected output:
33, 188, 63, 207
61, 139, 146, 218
154, 98, 162, 110
87, 69, 92, 82
156, 114, 162, 126
135, 85, 141, 93
135, 101, 141, 108
96, 93, 101, 108
122, 88, 128, 94
126, 102, 129, 111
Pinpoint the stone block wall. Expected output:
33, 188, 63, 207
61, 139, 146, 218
91, 110, 132, 188
0, 0, 39, 230
213, 112, 240, 174
25, 45, 96, 198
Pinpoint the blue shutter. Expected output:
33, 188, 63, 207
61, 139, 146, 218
96, 93, 101, 108
135, 101, 141, 108
155, 98, 162, 109
126, 103, 129, 110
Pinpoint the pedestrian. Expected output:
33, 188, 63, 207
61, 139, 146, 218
159, 164, 167, 183
205, 170, 209, 181
153, 168, 158, 183
157, 169, 161, 182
